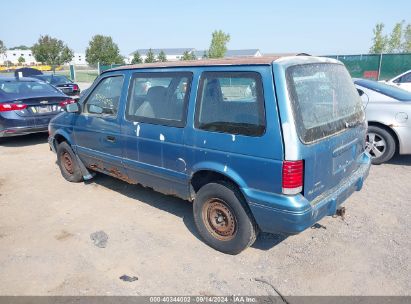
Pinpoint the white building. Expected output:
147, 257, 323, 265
0, 49, 87, 66
193, 49, 262, 59
128, 48, 262, 63
129, 48, 195, 63
69, 53, 87, 65
0, 49, 36, 65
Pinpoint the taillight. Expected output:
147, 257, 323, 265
0, 103, 27, 112
72, 84, 79, 91
59, 99, 77, 107
282, 160, 304, 195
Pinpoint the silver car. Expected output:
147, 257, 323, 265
354, 78, 411, 164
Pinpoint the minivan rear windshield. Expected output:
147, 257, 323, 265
286, 63, 364, 143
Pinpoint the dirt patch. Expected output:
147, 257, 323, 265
0, 134, 410, 296
55, 230, 74, 241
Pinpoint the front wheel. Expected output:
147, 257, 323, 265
57, 141, 83, 182
193, 182, 258, 254
366, 126, 396, 165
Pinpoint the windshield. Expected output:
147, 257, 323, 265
50, 75, 71, 85
35, 75, 71, 85
286, 63, 364, 143
354, 79, 411, 101
0, 80, 61, 101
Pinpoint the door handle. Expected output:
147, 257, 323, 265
106, 135, 116, 143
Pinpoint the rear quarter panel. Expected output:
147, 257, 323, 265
366, 101, 411, 154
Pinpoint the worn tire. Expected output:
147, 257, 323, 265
193, 181, 258, 255
366, 126, 396, 165
57, 141, 83, 182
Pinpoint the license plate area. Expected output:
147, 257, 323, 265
31, 105, 61, 114
333, 145, 356, 174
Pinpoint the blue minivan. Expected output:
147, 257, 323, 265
48, 56, 371, 254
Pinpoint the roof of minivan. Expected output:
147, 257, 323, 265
105, 55, 341, 73
106, 56, 283, 72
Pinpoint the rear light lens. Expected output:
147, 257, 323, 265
72, 84, 79, 91
59, 99, 77, 107
0, 103, 27, 112
282, 160, 304, 195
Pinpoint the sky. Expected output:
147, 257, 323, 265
1, 0, 410, 56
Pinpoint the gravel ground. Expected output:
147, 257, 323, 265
0, 133, 410, 296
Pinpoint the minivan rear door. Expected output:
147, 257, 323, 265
277, 62, 367, 202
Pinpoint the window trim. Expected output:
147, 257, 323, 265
194, 71, 266, 137
125, 71, 193, 128
81, 74, 125, 118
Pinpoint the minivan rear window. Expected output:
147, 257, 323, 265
286, 63, 364, 143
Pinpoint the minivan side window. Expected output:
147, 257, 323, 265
126, 72, 193, 127
83, 76, 124, 116
195, 71, 266, 136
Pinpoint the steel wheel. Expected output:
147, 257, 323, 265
366, 132, 386, 159
202, 198, 237, 241
62, 151, 74, 174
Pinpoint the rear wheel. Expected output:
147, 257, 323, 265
193, 181, 258, 254
366, 126, 396, 165
57, 141, 83, 182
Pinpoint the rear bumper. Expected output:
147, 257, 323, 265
0, 112, 56, 138
247, 153, 371, 234
0, 125, 48, 137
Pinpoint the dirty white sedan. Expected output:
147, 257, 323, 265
355, 78, 411, 164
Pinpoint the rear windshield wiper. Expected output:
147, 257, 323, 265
345, 120, 362, 128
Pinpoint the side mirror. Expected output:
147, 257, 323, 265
357, 89, 364, 97
88, 104, 103, 114
66, 102, 81, 114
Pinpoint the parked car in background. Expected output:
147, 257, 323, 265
0, 77, 76, 139
48, 56, 370, 254
32, 74, 81, 98
382, 69, 411, 92
355, 78, 411, 164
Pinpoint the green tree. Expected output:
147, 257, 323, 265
131, 51, 143, 64
387, 21, 404, 53
31, 35, 74, 71
181, 51, 196, 61
403, 23, 411, 52
85, 35, 124, 65
144, 48, 156, 63
0, 40, 7, 56
17, 56, 25, 65
369, 23, 388, 54
208, 30, 230, 58
157, 50, 167, 62
9, 45, 31, 50
202, 51, 208, 59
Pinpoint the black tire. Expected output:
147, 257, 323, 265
57, 141, 83, 182
366, 126, 396, 165
193, 181, 258, 254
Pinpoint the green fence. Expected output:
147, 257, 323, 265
324, 53, 411, 80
